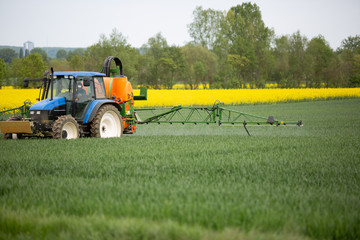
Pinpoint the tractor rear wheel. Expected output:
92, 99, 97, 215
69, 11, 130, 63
52, 115, 80, 139
3, 115, 24, 139
90, 105, 122, 138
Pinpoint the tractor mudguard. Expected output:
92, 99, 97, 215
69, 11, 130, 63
82, 100, 122, 124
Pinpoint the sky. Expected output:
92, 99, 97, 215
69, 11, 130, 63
0, 0, 359, 50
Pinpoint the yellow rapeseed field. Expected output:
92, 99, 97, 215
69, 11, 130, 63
133, 88, 360, 107
0, 87, 39, 111
0, 87, 359, 110
142, 83, 281, 89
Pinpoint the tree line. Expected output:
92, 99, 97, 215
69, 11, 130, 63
0, 3, 359, 89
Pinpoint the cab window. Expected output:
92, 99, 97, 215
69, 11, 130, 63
51, 78, 73, 100
77, 80, 93, 103
94, 77, 106, 99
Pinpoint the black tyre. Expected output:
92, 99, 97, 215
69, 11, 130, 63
52, 115, 80, 139
90, 105, 123, 138
3, 115, 24, 139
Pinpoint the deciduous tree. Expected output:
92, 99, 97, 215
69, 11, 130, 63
337, 35, 360, 87
56, 49, 67, 59
306, 35, 334, 87
84, 29, 138, 80
70, 55, 84, 71
338, 35, 360, 54
182, 43, 217, 89
0, 48, 17, 63
49, 59, 71, 71
272, 32, 308, 88
216, 3, 273, 88
66, 48, 84, 62
0, 58, 6, 86
188, 6, 224, 50
18, 53, 47, 86
31, 48, 49, 63
288, 31, 308, 87
139, 33, 169, 88
19, 48, 23, 59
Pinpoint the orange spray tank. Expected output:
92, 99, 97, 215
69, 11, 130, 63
101, 56, 147, 134
103, 76, 133, 103
102, 56, 133, 103
102, 56, 135, 133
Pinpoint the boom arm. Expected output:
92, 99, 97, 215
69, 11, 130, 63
135, 102, 302, 136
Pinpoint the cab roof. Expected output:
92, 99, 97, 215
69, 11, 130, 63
53, 71, 106, 78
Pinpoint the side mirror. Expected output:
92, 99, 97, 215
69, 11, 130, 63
24, 78, 29, 88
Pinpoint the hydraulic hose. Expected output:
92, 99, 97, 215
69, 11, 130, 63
103, 56, 123, 77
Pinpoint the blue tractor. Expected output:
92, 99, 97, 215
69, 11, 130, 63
1, 56, 145, 139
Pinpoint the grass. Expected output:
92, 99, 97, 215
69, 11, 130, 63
0, 99, 359, 240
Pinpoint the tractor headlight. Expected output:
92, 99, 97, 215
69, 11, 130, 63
29, 110, 51, 122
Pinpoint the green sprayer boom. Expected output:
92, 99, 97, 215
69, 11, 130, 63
135, 101, 302, 136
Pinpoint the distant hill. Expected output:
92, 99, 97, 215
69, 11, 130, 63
0, 45, 86, 59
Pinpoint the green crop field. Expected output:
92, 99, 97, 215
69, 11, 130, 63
0, 99, 359, 240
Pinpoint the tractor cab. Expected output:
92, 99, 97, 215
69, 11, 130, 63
49, 72, 107, 118
51, 72, 106, 100
28, 72, 108, 130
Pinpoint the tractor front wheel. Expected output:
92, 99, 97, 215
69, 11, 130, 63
90, 105, 122, 138
52, 115, 80, 139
